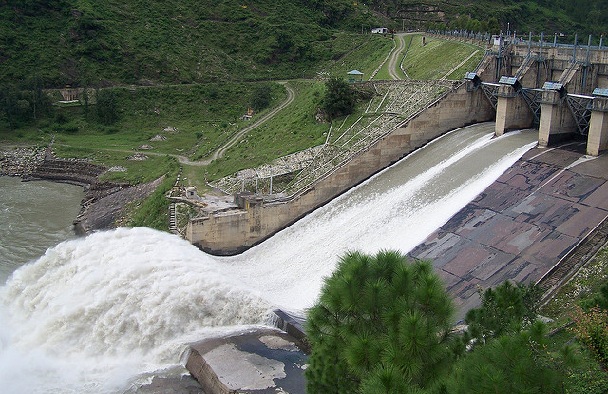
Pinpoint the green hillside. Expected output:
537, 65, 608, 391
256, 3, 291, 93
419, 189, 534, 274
0, 0, 378, 87
1, 0, 606, 89
367, 0, 608, 39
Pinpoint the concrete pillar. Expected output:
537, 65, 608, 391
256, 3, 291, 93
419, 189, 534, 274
495, 85, 534, 136
587, 97, 608, 156
538, 90, 577, 147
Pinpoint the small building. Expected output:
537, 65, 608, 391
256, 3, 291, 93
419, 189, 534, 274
185, 187, 198, 199
371, 27, 388, 34
347, 69, 364, 83
59, 85, 80, 102
241, 107, 254, 121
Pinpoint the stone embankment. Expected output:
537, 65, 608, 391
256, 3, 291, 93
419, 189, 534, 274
28, 156, 107, 186
0, 145, 162, 234
0, 146, 46, 177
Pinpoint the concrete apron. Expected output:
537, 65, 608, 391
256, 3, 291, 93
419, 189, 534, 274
410, 142, 608, 318
186, 310, 308, 394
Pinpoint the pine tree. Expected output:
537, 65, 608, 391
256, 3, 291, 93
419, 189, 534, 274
306, 250, 456, 393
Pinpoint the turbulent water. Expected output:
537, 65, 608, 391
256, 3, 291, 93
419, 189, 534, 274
0, 124, 538, 393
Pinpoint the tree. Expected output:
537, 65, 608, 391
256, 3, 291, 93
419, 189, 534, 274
95, 88, 119, 125
447, 321, 575, 394
321, 77, 356, 121
465, 281, 541, 343
250, 83, 272, 111
306, 250, 457, 393
444, 281, 577, 393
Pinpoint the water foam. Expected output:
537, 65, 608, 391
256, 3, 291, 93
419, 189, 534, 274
1, 228, 272, 393
221, 128, 538, 311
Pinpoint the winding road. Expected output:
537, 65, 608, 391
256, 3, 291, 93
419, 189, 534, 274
387, 33, 407, 80
178, 82, 296, 166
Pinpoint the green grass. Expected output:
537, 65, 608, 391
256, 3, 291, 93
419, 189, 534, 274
204, 80, 329, 181
372, 34, 412, 80
1, 32, 484, 191
540, 246, 608, 393
402, 35, 483, 80
0, 1, 379, 86
124, 164, 180, 229
541, 248, 608, 323
320, 34, 394, 79
0, 26, 489, 228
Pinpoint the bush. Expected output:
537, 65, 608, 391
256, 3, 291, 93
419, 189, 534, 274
96, 88, 119, 125
571, 306, 608, 367
465, 281, 541, 343
250, 83, 273, 111
321, 77, 355, 120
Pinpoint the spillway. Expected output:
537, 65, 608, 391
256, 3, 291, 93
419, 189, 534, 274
0, 123, 538, 393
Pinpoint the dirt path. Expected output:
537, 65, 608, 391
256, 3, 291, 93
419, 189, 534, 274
192, 82, 295, 166
387, 33, 407, 80
67, 83, 297, 167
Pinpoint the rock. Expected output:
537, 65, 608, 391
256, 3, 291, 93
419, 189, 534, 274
127, 153, 149, 161
0, 146, 46, 177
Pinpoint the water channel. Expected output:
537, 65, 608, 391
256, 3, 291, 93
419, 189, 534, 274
0, 123, 538, 393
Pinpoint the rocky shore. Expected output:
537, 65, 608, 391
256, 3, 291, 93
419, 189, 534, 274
0, 144, 162, 234
0, 145, 46, 177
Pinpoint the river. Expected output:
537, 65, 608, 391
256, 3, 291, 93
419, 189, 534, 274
0, 177, 84, 284
0, 123, 538, 393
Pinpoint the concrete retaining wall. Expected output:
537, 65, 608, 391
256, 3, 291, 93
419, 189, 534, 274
187, 83, 495, 255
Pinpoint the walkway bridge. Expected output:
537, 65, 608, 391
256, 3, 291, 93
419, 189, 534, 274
467, 34, 608, 156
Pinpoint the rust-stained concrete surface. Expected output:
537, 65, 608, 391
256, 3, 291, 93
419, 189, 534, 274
409, 142, 608, 317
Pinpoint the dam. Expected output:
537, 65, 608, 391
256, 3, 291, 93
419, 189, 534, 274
183, 34, 608, 256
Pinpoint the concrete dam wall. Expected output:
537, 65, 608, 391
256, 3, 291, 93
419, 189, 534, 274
187, 82, 495, 255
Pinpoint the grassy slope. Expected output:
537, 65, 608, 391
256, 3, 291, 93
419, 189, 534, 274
2, 0, 606, 89
540, 246, 608, 392
402, 35, 483, 80
1, 34, 480, 189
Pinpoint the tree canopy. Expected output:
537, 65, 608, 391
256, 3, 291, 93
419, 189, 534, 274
305, 250, 456, 393
306, 253, 583, 393
321, 77, 356, 121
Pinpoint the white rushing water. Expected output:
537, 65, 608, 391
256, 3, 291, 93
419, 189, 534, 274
0, 124, 538, 393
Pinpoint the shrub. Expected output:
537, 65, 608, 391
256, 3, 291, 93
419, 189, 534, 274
571, 306, 608, 367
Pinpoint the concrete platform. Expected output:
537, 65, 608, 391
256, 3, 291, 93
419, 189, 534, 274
409, 142, 608, 317
186, 311, 308, 394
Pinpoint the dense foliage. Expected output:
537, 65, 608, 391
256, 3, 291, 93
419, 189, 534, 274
450, 282, 576, 393
306, 251, 456, 393
447, 321, 575, 394
364, 0, 607, 38
321, 77, 356, 120
306, 253, 593, 393
0, 0, 376, 88
0, 0, 605, 90
465, 281, 542, 342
